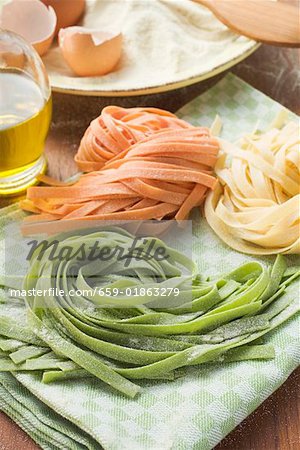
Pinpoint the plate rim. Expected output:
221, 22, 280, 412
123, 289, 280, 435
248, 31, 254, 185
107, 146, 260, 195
50, 43, 260, 97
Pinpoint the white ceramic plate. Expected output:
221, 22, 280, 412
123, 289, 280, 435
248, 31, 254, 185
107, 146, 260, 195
43, 0, 259, 96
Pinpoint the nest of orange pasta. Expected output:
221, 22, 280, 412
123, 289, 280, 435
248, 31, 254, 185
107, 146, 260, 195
21, 107, 220, 232
75, 106, 192, 172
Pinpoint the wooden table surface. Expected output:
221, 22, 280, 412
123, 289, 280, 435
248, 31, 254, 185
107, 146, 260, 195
1, 0, 299, 448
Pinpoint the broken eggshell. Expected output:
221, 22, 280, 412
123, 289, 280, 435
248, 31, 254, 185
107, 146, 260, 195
41, 0, 85, 35
0, 0, 57, 56
59, 27, 122, 77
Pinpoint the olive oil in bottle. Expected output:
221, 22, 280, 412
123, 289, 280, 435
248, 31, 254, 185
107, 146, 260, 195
0, 70, 52, 196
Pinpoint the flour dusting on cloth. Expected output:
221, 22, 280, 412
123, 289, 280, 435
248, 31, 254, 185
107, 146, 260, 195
42, 0, 257, 93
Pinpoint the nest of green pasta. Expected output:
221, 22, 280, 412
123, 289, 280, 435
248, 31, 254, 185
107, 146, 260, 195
0, 228, 299, 398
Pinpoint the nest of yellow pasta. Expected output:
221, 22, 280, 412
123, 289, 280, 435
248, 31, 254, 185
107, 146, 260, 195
205, 120, 300, 254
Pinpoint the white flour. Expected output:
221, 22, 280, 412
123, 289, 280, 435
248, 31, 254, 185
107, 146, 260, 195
43, 0, 256, 91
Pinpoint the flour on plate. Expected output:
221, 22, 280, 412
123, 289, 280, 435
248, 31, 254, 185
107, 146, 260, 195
42, 0, 257, 92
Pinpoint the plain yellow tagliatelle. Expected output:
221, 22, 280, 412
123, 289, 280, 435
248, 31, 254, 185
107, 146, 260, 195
205, 119, 300, 254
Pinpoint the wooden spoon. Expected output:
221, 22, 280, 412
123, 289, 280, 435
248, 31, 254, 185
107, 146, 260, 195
194, 0, 300, 47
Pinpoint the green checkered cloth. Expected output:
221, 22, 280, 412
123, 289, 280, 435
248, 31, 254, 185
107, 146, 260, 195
0, 74, 299, 450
